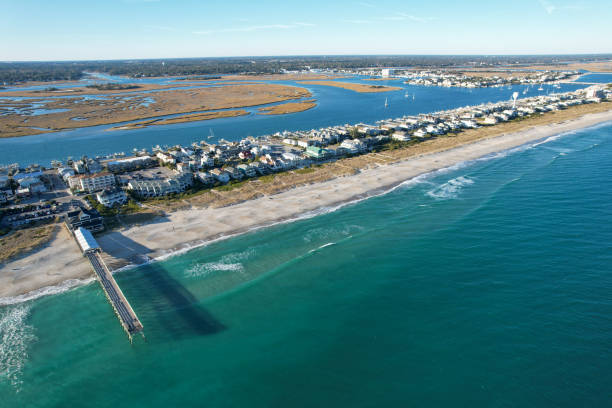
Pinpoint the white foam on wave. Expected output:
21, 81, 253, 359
0, 304, 37, 391
308, 242, 336, 254
427, 175, 475, 200
0, 277, 95, 307
185, 248, 255, 278
185, 262, 243, 278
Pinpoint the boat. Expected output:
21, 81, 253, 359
538, 85, 544, 91
384, 98, 389, 108
208, 128, 215, 139
404, 91, 409, 98
412, 94, 415, 101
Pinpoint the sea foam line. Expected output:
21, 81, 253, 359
0, 304, 37, 391
0, 277, 96, 307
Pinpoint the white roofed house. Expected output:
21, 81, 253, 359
238, 150, 253, 160
340, 139, 367, 154
200, 155, 215, 169
482, 115, 499, 125
96, 188, 128, 207
176, 162, 193, 173
18, 176, 47, 194
461, 119, 479, 128
196, 171, 215, 186
156, 152, 177, 165
73, 160, 86, 174
237, 164, 256, 178
224, 166, 243, 180
87, 159, 103, 174
106, 156, 155, 173
209, 168, 230, 184
413, 128, 429, 138
128, 179, 179, 198
425, 125, 443, 135
391, 131, 411, 142
281, 152, 303, 168
58, 167, 75, 182
251, 161, 269, 175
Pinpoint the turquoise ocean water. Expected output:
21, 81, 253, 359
1, 123, 611, 407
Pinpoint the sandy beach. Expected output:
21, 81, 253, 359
1, 108, 611, 300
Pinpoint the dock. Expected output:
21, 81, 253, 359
73, 226, 143, 342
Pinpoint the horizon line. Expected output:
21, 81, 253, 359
2, 52, 612, 64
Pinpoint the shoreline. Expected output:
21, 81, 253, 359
1, 109, 611, 303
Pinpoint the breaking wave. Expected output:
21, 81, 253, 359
308, 242, 336, 253
0, 278, 95, 307
0, 305, 37, 391
185, 248, 255, 278
427, 176, 475, 200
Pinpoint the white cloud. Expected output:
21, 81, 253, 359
394, 12, 434, 23
193, 23, 315, 35
539, 0, 557, 14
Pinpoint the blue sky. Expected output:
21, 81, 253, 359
2, 0, 611, 61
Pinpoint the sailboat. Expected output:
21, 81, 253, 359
384, 98, 389, 108
404, 91, 409, 98
208, 128, 215, 139
412, 93, 415, 101
538, 85, 544, 91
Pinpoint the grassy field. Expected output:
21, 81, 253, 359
300, 81, 402, 93
108, 109, 250, 130
0, 83, 311, 138
520, 61, 612, 73
0, 224, 57, 264
257, 100, 317, 115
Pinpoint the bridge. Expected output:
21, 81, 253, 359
73, 227, 143, 342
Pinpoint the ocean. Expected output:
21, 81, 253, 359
1, 122, 611, 407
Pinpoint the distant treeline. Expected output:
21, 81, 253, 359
1, 54, 611, 84
85, 83, 141, 90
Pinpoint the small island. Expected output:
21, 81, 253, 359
258, 100, 317, 115
300, 81, 402, 93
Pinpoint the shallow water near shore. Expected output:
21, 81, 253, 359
1, 123, 611, 407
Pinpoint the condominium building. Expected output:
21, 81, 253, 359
75, 172, 116, 193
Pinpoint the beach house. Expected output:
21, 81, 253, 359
210, 168, 230, 184
96, 188, 128, 207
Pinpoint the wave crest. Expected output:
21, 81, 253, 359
427, 176, 475, 200
0, 304, 37, 391
0, 277, 95, 307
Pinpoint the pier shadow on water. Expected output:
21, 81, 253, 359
110, 236, 226, 341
